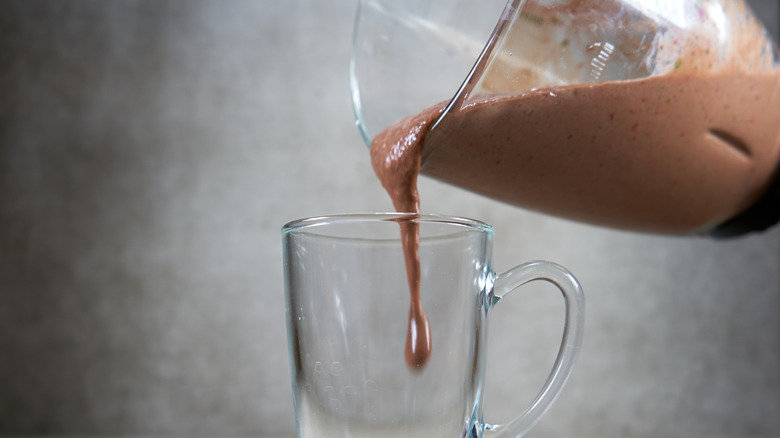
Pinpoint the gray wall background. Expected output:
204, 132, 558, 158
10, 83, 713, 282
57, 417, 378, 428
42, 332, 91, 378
0, 0, 778, 436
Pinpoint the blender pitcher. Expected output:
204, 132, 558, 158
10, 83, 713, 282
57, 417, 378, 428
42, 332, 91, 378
351, 0, 780, 236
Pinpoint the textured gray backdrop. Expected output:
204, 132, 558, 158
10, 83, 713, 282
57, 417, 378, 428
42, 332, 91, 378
0, 0, 778, 436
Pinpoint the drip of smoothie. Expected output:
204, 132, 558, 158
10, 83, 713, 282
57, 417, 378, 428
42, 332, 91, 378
370, 112, 438, 371
401, 216, 431, 371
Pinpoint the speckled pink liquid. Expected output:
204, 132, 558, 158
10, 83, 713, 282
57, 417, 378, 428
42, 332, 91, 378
377, 71, 780, 233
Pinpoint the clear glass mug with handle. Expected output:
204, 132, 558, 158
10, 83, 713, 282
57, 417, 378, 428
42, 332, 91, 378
282, 214, 585, 437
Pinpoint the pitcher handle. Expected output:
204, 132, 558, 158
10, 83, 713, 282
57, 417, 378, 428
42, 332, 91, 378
483, 261, 585, 438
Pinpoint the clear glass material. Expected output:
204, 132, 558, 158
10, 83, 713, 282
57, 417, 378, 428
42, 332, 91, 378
351, 0, 779, 146
282, 213, 585, 437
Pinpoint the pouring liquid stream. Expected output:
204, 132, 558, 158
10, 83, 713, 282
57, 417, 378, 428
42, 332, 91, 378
371, 114, 435, 370
402, 218, 432, 371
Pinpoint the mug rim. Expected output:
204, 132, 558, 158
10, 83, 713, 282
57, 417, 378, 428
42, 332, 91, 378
282, 213, 494, 236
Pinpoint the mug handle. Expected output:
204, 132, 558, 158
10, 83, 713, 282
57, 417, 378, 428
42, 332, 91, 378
483, 261, 585, 438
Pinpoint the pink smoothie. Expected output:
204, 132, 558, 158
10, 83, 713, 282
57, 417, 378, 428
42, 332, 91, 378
372, 69, 780, 235
369, 1, 780, 371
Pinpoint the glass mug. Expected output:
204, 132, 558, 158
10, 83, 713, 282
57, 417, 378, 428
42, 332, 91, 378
282, 213, 585, 437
